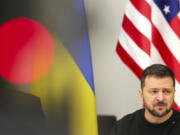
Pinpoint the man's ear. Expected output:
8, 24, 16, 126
139, 89, 143, 101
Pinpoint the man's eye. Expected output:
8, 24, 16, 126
164, 89, 171, 94
151, 90, 157, 94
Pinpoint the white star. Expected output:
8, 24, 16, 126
163, 5, 170, 15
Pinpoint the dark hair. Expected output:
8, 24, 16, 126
141, 64, 175, 89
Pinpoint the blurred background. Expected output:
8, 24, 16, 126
85, 0, 141, 118
0, 0, 143, 134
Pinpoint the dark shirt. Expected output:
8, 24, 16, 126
0, 88, 48, 135
111, 109, 180, 135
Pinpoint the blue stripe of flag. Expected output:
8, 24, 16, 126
57, 0, 95, 93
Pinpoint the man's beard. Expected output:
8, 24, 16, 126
144, 99, 173, 117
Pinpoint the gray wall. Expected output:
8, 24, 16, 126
85, 0, 142, 119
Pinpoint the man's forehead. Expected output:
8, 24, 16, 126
145, 75, 172, 80
144, 76, 174, 87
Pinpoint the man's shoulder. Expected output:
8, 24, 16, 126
116, 109, 143, 125
174, 109, 180, 114
173, 109, 180, 120
110, 109, 143, 135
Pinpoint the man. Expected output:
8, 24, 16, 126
111, 64, 180, 135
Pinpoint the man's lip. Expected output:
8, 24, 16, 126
155, 104, 166, 107
154, 105, 165, 110
157, 105, 165, 107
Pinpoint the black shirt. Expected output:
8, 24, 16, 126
111, 109, 180, 135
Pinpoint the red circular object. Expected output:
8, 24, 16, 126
0, 17, 54, 83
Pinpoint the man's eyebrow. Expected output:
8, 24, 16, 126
149, 88, 159, 90
149, 88, 173, 90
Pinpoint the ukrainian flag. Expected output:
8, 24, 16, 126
0, 0, 98, 135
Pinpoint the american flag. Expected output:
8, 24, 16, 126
116, 0, 180, 110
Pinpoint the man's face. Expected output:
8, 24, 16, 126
139, 76, 175, 117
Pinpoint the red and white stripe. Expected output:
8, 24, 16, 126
116, 0, 180, 110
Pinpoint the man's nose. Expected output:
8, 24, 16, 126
156, 92, 164, 101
